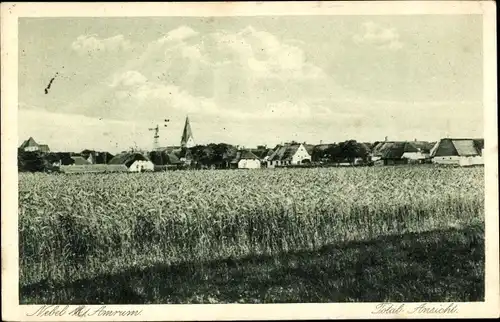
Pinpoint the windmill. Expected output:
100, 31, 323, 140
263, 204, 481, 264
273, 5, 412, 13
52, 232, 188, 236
149, 119, 170, 151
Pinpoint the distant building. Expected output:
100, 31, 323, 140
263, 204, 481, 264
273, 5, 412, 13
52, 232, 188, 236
430, 138, 484, 166
231, 150, 261, 169
70, 156, 91, 165
19, 137, 50, 153
108, 152, 154, 172
180, 116, 195, 149
372, 140, 433, 165
80, 150, 114, 164
267, 143, 313, 168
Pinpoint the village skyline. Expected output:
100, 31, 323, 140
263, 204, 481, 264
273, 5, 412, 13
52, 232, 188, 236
18, 15, 483, 153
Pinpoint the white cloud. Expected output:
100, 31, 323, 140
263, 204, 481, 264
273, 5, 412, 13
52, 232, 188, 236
109, 70, 147, 88
110, 70, 219, 116
208, 26, 324, 80
353, 21, 403, 50
71, 34, 132, 55
157, 26, 199, 44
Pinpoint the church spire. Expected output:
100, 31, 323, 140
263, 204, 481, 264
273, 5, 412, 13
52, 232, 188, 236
181, 116, 195, 148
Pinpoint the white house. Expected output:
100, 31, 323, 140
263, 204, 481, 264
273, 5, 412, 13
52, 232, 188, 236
19, 137, 50, 153
430, 138, 484, 166
233, 150, 261, 169
108, 152, 155, 172
267, 143, 312, 168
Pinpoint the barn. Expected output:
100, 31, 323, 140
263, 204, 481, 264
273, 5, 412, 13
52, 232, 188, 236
108, 152, 155, 172
372, 141, 433, 165
430, 138, 484, 166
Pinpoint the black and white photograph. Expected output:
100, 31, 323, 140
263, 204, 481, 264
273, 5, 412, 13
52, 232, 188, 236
1, 1, 499, 320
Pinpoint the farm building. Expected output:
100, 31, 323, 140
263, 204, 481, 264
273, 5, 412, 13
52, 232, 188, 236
250, 147, 274, 161
231, 150, 261, 169
19, 137, 50, 153
430, 138, 484, 166
148, 150, 181, 166
266, 143, 313, 168
80, 150, 115, 164
372, 140, 433, 165
108, 152, 155, 172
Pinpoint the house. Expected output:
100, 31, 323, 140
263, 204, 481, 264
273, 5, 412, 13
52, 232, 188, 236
430, 138, 484, 166
80, 150, 114, 164
108, 152, 155, 172
371, 140, 433, 165
401, 140, 434, 161
231, 150, 261, 169
250, 148, 274, 161
19, 137, 50, 153
266, 143, 312, 168
149, 150, 181, 166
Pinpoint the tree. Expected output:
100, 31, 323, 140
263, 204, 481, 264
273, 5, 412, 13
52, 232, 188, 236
338, 140, 370, 164
18, 150, 49, 172
211, 143, 237, 168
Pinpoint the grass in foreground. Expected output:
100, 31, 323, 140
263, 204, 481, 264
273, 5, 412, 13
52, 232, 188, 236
20, 224, 484, 304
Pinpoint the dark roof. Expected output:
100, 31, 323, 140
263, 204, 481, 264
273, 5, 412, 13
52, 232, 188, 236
430, 138, 484, 157
231, 150, 261, 163
108, 152, 151, 167
71, 156, 91, 165
159, 146, 182, 154
250, 148, 274, 159
19, 137, 38, 149
165, 152, 181, 164
378, 141, 421, 159
268, 143, 311, 162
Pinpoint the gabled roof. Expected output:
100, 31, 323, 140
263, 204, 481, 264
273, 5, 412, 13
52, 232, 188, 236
430, 138, 484, 157
268, 143, 310, 162
108, 152, 151, 167
250, 148, 274, 159
20, 137, 38, 149
231, 150, 261, 163
378, 141, 420, 159
165, 152, 181, 164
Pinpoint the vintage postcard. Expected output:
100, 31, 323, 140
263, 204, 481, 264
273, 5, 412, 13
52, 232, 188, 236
1, 1, 499, 320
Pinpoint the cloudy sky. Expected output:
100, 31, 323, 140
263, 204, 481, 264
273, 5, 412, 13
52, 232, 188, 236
19, 15, 483, 153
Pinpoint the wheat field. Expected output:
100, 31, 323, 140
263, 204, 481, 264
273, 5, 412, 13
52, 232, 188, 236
19, 166, 485, 303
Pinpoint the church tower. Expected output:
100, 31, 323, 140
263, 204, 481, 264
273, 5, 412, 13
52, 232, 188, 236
180, 116, 195, 148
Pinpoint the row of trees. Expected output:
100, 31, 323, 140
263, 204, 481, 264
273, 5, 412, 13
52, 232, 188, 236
311, 140, 371, 164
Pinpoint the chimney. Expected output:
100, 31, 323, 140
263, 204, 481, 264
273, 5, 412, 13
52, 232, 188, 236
385, 136, 388, 142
